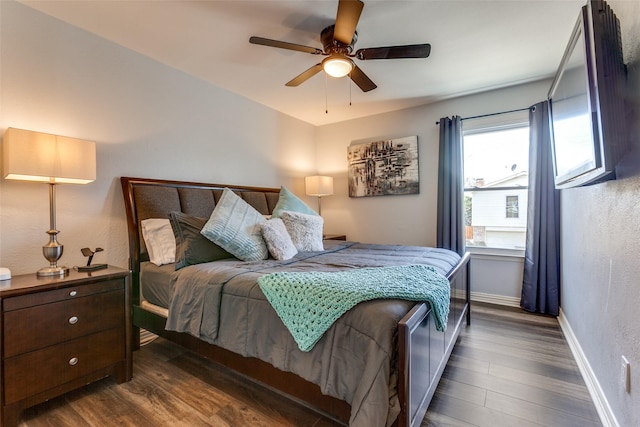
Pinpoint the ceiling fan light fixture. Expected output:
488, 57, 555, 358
322, 55, 354, 78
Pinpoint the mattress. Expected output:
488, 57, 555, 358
139, 239, 460, 310
140, 262, 175, 309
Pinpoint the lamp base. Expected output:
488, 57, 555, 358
37, 265, 69, 277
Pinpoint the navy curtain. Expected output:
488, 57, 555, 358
437, 116, 465, 255
521, 101, 561, 315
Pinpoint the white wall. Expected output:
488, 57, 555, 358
0, 2, 316, 274
559, 1, 640, 425
469, 254, 524, 306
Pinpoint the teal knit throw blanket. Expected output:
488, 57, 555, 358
258, 264, 450, 352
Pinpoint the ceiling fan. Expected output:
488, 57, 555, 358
249, 0, 431, 92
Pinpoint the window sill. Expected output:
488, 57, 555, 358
465, 245, 525, 259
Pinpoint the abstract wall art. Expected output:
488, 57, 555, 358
347, 136, 419, 197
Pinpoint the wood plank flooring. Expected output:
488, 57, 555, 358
422, 303, 601, 427
19, 303, 601, 426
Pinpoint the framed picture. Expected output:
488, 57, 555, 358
347, 136, 419, 197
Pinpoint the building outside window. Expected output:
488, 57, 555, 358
463, 124, 529, 250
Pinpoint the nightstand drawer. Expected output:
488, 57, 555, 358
4, 327, 124, 404
4, 289, 124, 357
3, 279, 122, 312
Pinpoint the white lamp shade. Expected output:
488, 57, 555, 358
3, 127, 96, 184
305, 175, 334, 197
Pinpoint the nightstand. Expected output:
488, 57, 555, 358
0, 266, 132, 426
323, 234, 347, 241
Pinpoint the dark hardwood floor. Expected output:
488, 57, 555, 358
422, 303, 601, 427
19, 303, 601, 426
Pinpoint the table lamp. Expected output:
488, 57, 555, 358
305, 175, 333, 216
3, 127, 96, 277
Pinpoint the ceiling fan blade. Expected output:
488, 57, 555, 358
349, 65, 377, 92
334, 0, 364, 45
355, 44, 431, 60
250, 36, 323, 55
286, 64, 324, 87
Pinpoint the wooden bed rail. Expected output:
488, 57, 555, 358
397, 251, 470, 427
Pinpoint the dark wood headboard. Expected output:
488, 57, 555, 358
120, 177, 280, 302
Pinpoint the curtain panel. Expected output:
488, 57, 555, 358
521, 101, 561, 315
437, 116, 465, 255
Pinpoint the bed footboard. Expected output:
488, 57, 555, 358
397, 251, 470, 427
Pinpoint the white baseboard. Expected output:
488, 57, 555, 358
470, 291, 521, 308
558, 308, 619, 427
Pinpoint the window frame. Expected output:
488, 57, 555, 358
462, 110, 530, 255
505, 195, 519, 218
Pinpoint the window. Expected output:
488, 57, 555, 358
463, 124, 529, 250
505, 195, 519, 218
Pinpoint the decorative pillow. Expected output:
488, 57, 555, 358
169, 211, 233, 270
261, 218, 298, 261
140, 218, 176, 266
280, 211, 324, 252
271, 186, 318, 218
201, 188, 269, 261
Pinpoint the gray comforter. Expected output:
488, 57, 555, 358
165, 241, 460, 427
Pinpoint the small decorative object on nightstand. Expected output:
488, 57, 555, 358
0, 266, 132, 426
78, 247, 108, 272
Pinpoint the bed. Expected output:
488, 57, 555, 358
121, 176, 470, 427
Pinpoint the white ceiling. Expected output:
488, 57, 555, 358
19, 0, 586, 126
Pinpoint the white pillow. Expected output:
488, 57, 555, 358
200, 188, 269, 261
261, 218, 298, 261
280, 211, 324, 252
140, 218, 176, 266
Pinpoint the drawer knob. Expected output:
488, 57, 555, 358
68, 316, 79, 325
69, 290, 77, 297
69, 357, 79, 366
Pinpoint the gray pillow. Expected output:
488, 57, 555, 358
261, 218, 298, 260
281, 211, 324, 252
201, 188, 269, 261
169, 211, 233, 270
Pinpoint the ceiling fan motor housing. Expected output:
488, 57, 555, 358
321, 25, 357, 55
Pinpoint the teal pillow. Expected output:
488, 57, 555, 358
271, 186, 318, 218
201, 188, 268, 261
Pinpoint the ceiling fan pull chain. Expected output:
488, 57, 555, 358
349, 71, 352, 106
325, 73, 329, 114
